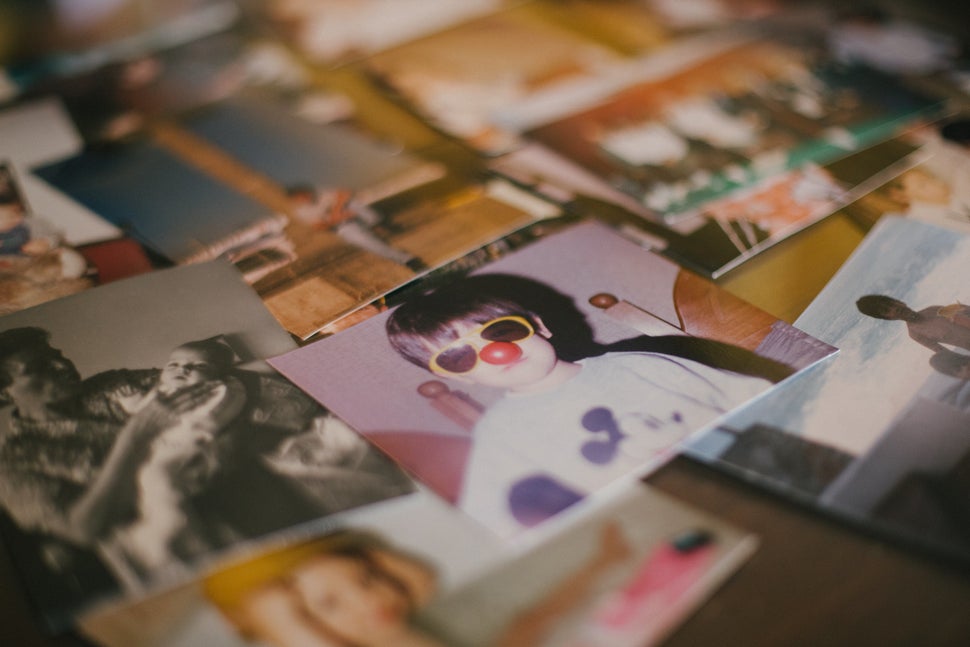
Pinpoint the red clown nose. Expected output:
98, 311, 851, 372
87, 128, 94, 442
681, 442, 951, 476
479, 341, 523, 365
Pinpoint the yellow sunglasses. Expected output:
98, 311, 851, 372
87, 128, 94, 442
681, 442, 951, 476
429, 316, 535, 376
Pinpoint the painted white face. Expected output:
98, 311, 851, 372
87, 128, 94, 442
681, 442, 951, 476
431, 318, 563, 393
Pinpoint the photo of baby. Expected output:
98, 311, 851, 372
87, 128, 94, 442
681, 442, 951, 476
0, 261, 415, 623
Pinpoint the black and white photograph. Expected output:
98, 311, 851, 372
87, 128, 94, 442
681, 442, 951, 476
0, 260, 413, 628
689, 216, 970, 563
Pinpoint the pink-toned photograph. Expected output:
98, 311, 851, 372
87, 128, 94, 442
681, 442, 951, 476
271, 221, 834, 538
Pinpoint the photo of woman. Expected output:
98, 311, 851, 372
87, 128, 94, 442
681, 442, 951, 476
204, 530, 442, 647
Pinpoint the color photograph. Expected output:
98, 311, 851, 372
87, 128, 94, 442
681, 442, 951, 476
0, 160, 94, 315
270, 221, 835, 538
689, 216, 970, 563
79, 483, 756, 647
362, 4, 644, 154
525, 36, 939, 217
840, 134, 970, 233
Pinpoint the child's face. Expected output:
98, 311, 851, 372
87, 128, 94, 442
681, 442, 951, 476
159, 347, 219, 394
427, 316, 562, 392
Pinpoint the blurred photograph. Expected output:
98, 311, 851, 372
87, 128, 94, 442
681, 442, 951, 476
79, 484, 757, 647
690, 216, 970, 563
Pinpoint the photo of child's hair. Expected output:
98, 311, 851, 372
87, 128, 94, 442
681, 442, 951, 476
387, 272, 602, 371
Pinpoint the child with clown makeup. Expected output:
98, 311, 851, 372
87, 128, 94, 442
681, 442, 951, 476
386, 274, 770, 537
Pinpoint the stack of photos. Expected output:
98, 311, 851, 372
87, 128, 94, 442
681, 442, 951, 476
34, 92, 559, 340
255, 0, 500, 66
4, 2, 970, 646
77, 484, 758, 647
688, 216, 970, 563
360, 3, 649, 154
0, 261, 414, 629
838, 134, 970, 234
522, 34, 941, 217
270, 221, 836, 539
491, 132, 923, 277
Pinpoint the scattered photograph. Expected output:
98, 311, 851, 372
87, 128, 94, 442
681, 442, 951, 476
78, 483, 756, 647
362, 4, 642, 154
33, 133, 283, 265
688, 216, 970, 564
658, 134, 921, 277
425, 485, 757, 647
253, 178, 560, 340
490, 134, 920, 278
525, 36, 940, 217
0, 261, 414, 629
270, 221, 835, 539
0, 160, 94, 315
